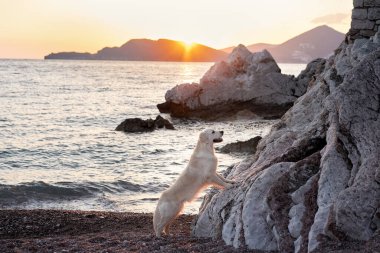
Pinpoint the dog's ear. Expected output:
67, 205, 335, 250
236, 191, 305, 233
199, 132, 209, 143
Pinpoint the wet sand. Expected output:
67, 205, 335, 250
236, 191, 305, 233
1, 209, 378, 253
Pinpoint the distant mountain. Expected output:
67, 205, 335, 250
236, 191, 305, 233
221, 25, 345, 63
45, 39, 228, 62
222, 43, 276, 54
220, 46, 235, 54
247, 43, 277, 53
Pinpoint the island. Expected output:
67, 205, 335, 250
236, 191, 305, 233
44, 38, 228, 62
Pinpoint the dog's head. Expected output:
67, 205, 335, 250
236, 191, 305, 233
199, 129, 224, 144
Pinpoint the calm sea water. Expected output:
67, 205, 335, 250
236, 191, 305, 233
0, 59, 305, 213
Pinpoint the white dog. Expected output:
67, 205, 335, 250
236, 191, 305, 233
153, 129, 234, 237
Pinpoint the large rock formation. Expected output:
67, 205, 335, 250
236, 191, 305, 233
157, 45, 305, 120
192, 2, 380, 252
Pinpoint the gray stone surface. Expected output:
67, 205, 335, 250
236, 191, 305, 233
330, 49, 380, 241
289, 204, 305, 238
360, 29, 377, 36
354, 0, 364, 7
288, 174, 318, 243
192, 26, 380, 253
353, 8, 368, 20
369, 7, 380, 19
350, 0, 380, 40
242, 162, 293, 251
364, 0, 380, 7
351, 19, 375, 30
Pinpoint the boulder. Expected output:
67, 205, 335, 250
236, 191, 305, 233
192, 30, 380, 253
115, 115, 174, 132
218, 136, 262, 154
157, 45, 305, 120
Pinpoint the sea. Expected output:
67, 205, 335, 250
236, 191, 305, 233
0, 59, 306, 213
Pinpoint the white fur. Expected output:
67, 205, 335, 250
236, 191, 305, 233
153, 129, 234, 237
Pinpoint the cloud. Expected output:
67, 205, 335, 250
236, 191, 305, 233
311, 13, 350, 25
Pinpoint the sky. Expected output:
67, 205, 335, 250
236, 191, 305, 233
0, 0, 353, 59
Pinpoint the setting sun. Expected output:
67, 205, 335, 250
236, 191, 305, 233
181, 41, 196, 61
181, 41, 195, 51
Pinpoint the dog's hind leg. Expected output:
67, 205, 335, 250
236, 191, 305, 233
164, 201, 184, 236
164, 223, 170, 235
155, 219, 167, 237
153, 205, 163, 237
154, 209, 171, 237
155, 200, 184, 237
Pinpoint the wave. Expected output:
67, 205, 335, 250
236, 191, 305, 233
0, 180, 168, 207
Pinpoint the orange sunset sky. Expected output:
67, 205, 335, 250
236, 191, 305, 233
0, 0, 352, 59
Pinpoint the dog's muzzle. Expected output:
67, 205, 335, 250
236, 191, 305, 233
213, 131, 224, 143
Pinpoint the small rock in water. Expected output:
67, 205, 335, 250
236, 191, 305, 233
218, 136, 262, 154
154, 115, 175, 130
115, 115, 174, 132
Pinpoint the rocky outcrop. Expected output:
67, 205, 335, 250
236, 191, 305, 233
192, 4, 380, 252
115, 115, 174, 132
157, 45, 305, 120
218, 136, 262, 154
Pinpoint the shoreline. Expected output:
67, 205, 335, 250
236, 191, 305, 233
0, 209, 258, 253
